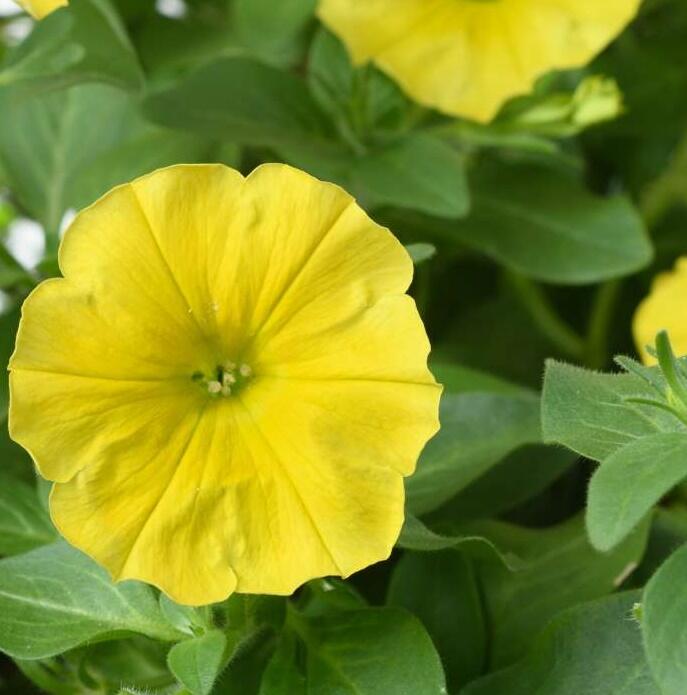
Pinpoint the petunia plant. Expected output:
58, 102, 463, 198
1, 0, 687, 694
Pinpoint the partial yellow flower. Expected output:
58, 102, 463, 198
317, 0, 641, 122
16, 0, 68, 19
633, 258, 687, 364
9, 164, 441, 606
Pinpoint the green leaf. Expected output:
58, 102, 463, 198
0, 474, 56, 556
642, 543, 687, 695
159, 594, 212, 637
287, 606, 446, 694
351, 133, 469, 218
234, 0, 316, 68
0, 541, 181, 659
0, 308, 20, 417
84, 637, 174, 693
143, 56, 333, 152
587, 432, 687, 551
434, 444, 576, 523
388, 550, 486, 691
542, 359, 682, 462
405, 243, 436, 265
0, 0, 143, 93
0, 83, 211, 239
396, 515, 522, 572
259, 632, 306, 695
406, 390, 541, 515
388, 161, 652, 284
167, 630, 227, 695
307, 28, 408, 142
476, 514, 650, 667
463, 592, 659, 695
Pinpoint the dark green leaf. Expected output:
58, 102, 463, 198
0, 474, 56, 556
351, 134, 469, 218
406, 390, 541, 515
392, 161, 652, 284
476, 514, 650, 667
396, 515, 522, 572
143, 56, 333, 152
642, 543, 687, 695
388, 550, 486, 691
234, 0, 316, 68
290, 606, 446, 695
463, 592, 658, 695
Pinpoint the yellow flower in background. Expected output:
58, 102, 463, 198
317, 0, 641, 123
16, 0, 67, 19
9, 164, 441, 606
634, 258, 687, 364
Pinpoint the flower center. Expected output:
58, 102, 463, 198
192, 362, 253, 398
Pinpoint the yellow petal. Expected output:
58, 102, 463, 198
10, 163, 440, 605
16, 0, 67, 19
318, 0, 641, 122
633, 258, 687, 365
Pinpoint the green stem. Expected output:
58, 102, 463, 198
505, 272, 585, 360
640, 129, 687, 227
585, 280, 622, 369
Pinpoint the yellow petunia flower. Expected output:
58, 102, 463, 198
317, 0, 641, 123
16, 0, 68, 19
8, 164, 441, 606
633, 258, 687, 364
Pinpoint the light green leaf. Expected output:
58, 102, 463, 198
0, 474, 56, 556
405, 243, 436, 265
0, 83, 211, 239
642, 543, 687, 695
0, 541, 181, 659
463, 592, 659, 695
587, 432, 687, 551
542, 359, 681, 462
406, 390, 541, 515
0, 0, 143, 93
388, 550, 486, 691
167, 630, 227, 695
289, 607, 447, 694
476, 514, 650, 667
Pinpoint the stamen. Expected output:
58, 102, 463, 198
195, 361, 254, 398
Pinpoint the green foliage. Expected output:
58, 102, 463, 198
1, 0, 687, 691
0, 0, 143, 93
463, 592, 659, 695
167, 630, 227, 695
642, 543, 687, 695
0, 541, 181, 659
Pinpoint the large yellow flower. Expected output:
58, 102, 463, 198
16, 0, 67, 19
317, 0, 641, 122
634, 258, 687, 364
8, 164, 441, 606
